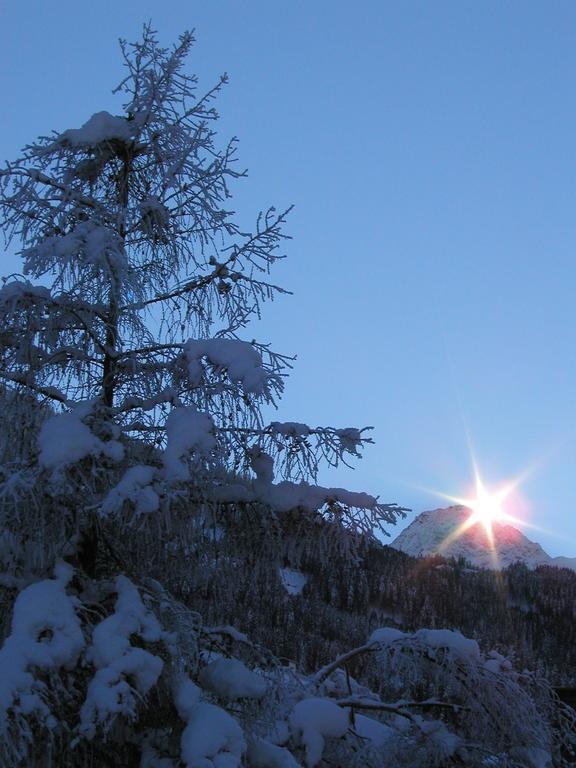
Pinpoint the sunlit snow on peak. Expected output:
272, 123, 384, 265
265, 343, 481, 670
430, 467, 531, 568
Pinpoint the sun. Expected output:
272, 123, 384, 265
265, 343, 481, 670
420, 447, 548, 567
432, 468, 523, 556
464, 477, 512, 525
466, 476, 507, 534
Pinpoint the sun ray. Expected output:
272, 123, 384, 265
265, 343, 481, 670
437, 513, 479, 553
411, 453, 562, 565
430, 467, 530, 568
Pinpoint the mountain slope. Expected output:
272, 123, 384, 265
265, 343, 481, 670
390, 505, 576, 570
183, 511, 576, 686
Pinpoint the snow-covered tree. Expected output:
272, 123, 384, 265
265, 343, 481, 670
0, 27, 400, 576
0, 27, 574, 768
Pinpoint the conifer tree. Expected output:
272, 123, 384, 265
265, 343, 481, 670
0, 27, 400, 575
0, 27, 573, 768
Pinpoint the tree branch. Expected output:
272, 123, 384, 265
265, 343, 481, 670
0, 371, 68, 404
0, 166, 100, 210
313, 643, 378, 686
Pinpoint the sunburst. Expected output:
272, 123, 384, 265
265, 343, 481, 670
432, 468, 527, 566
410, 445, 555, 568
444, 474, 515, 547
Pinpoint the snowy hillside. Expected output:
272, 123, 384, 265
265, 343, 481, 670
390, 505, 576, 571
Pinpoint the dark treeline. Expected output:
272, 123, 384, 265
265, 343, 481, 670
159, 513, 576, 686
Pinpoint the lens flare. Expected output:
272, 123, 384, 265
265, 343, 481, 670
430, 465, 532, 568
446, 478, 509, 555
462, 475, 513, 534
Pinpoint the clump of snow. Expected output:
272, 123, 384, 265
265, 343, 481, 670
0, 280, 51, 307
484, 650, 513, 674
38, 409, 123, 470
369, 627, 407, 646
181, 704, 245, 768
57, 111, 133, 147
204, 625, 249, 645
80, 224, 127, 272
290, 698, 349, 768
279, 568, 307, 596
80, 576, 164, 737
247, 737, 302, 768
198, 657, 267, 700
250, 447, 274, 484
417, 718, 461, 760
140, 739, 177, 768
210, 475, 381, 517
38, 411, 97, 469
101, 465, 159, 516
352, 714, 394, 747
413, 629, 480, 659
102, 439, 125, 463
265, 720, 292, 746
320, 668, 375, 701
184, 339, 271, 396
23, 222, 127, 279
139, 196, 170, 236
203, 445, 383, 516
175, 677, 245, 768
163, 406, 216, 483
174, 678, 202, 720
0, 563, 84, 729
210, 483, 255, 504
334, 428, 362, 453
270, 422, 311, 438
260, 481, 378, 514
368, 627, 479, 659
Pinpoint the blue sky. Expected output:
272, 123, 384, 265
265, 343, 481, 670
2, 2, 576, 555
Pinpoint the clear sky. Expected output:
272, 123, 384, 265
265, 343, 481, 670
2, 1, 576, 556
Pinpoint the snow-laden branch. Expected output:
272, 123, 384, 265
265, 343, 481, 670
0, 166, 101, 210
335, 697, 418, 721
0, 371, 68, 404
313, 643, 378, 687
336, 697, 470, 715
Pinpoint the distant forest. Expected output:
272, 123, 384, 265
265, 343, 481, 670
173, 512, 576, 687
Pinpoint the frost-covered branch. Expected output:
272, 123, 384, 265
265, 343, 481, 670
313, 643, 378, 686
121, 206, 292, 313
0, 166, 101, 210
336, 697, 469, 714
0, 371, 68, 404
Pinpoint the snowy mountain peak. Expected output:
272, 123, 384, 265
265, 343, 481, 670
390, 506, 576, 571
